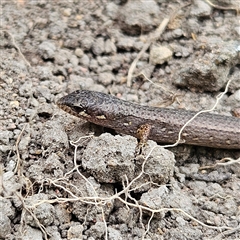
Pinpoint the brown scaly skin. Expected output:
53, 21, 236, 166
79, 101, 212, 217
57, 90, 240, 149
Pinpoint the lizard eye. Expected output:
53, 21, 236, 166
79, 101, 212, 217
72, 106, 85, 113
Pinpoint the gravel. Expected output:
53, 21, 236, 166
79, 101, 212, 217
1, 0, 240, 239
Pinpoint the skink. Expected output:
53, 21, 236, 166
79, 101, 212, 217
57, 90, 240, 149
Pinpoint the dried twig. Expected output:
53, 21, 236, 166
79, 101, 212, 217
199, 157, 240, 170
15, 192, 49, 240
127, 2, 192, 87
127, 18, 169, 87
14, 123, 27, 175
205, 0, 240, 12
1, 30, 31, 67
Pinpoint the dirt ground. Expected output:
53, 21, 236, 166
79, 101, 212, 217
1, 0, 240, 239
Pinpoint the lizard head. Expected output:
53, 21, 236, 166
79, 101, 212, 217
57, 90, 112, 121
